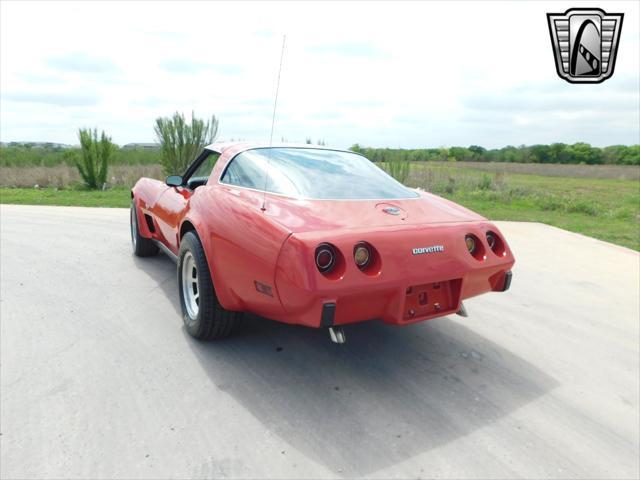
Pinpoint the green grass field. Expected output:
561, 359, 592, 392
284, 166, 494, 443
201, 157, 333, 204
405, 163, 639, 250
0, 187, 132, 208
1, 162, 638, 250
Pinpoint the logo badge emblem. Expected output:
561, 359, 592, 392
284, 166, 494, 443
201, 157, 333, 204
383, 207, 400, 216
412, 245, 444, 255
547, 8, 623, 84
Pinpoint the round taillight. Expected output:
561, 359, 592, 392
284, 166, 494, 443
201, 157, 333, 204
315, 244, 335, 273
486, 232, 496, 249
354, 242, 371, 269
486, 230, 505, 256
465, 235, 476, 254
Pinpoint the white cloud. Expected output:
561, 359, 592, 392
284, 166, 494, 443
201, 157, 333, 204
0, 0, 638, 147
46, 52, 119, 74
3, 91, 100, 107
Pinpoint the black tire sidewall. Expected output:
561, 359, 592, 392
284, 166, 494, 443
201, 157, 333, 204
178, 232, 215, 338
130, 202, 142, 254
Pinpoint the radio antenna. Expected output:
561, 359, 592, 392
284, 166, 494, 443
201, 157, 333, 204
261, 34, 286, 212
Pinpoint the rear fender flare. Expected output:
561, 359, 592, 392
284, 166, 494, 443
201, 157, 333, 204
178, 216, 243, 311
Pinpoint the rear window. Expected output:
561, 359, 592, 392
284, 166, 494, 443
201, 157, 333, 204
220, 147, 418, 200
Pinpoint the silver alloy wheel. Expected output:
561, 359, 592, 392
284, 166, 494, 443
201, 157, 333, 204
130, 207, 137, 248
181, 251, 199, 319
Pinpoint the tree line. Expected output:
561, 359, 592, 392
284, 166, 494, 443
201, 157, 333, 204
2, 118, 639, 191
349, 143, 639, 165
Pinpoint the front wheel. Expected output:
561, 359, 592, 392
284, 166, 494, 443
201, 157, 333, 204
178, 231, 242, 340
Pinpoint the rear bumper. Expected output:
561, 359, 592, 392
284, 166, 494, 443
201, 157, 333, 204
277, 268, 513, 327
274, 222, 515, 328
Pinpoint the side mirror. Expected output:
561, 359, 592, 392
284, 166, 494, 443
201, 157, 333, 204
166, 175, 183, 187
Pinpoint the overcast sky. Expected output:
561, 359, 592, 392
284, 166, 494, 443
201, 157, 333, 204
1, 1, 638, 148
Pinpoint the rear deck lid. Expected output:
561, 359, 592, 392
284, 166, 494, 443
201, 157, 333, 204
265, 190, 484, 233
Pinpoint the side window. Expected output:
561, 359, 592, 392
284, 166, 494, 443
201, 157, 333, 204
220, 152, 266, 189
190, 152, 220, 180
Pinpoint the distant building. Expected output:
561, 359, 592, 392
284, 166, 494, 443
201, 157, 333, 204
121, 143, 159, 150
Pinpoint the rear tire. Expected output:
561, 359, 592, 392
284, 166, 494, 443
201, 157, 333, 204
178, 231, 242, 340
130, 202, 158, 257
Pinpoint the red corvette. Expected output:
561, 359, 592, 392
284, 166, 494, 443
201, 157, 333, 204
131, 143, 514, 342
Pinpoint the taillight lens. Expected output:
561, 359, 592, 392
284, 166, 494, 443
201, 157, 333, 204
315, 243, 336, 273
465, 235, 476, 254
486, 231, 506, 256
465, 234, 486, 260
354, 242, 371, 269
486, 232, 496, 249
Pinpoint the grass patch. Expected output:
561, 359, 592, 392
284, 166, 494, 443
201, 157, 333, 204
0, 164, 163, 189
436, 161, 639, 181
0, 187, 131, 208
408, 163, 639, 250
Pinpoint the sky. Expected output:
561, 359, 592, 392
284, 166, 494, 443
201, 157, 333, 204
1, 0, 638, 148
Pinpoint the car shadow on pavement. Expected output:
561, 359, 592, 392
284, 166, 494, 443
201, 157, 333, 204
132, 253, 181, 317
135, 252, 558, 477
188, 317, 558, 477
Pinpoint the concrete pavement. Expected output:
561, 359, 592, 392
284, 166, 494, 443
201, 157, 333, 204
1, 204, 638, 479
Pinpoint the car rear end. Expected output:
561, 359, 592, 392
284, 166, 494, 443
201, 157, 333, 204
274, 221, 514, 328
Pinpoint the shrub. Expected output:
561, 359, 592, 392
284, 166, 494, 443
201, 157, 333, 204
535, 194, 565, 212
75, 128, 115, 189
565, 198, 599, 216
383, 154, 412, 184
444, 177, 456, 194
478, 173, 494, 191
154, 111, 218, 175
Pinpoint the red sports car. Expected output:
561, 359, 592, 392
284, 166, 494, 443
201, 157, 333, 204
131, 143, 514, 343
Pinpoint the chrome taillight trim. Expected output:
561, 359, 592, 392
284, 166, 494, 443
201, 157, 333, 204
315, 243, 336, 273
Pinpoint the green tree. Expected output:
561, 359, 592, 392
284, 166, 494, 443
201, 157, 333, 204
449, 147, 473, 161
350, 143, 364, 154
437, 147, 449, 161
530, 144, 552, 163
620, 145, 640, 165
75, 128, 115, 189
340, 143, 638, 165
468, 145, 486, 161
154, 111, 219, 175
568, 142, 602, 164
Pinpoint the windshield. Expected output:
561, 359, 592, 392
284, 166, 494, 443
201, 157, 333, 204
220, 147, 418, 200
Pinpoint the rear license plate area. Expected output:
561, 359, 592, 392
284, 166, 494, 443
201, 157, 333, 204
403, 279, 462, 320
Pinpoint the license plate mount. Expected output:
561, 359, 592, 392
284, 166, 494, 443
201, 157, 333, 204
403, 279, 462, 320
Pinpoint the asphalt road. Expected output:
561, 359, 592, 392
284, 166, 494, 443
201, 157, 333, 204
1, 204, 638, 479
